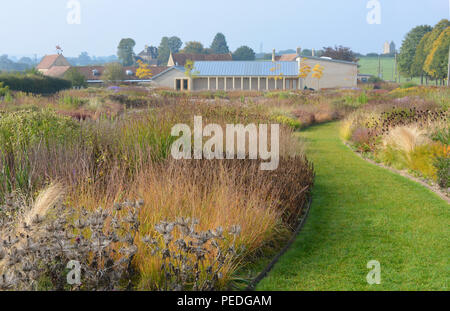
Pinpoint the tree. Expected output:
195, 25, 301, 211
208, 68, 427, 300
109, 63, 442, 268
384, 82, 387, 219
117, 38, 136, 66
210, 33, 229, 54
423, 19, 450, 57
157, 37, 171, 65
157, 36, 183, 65
77, 52, 92, 66
424, 27, 450, 81
182, 41, 206, 54
136, 60, 153, 79
321, 46, 359, 62
398, 25, 432, 79
232, 46, 255, 61
412, 32, 432, 81
64, 68, 87, 88
102, 62, 125, 83
312, 64, 325, 90
168, 36, 183, 54
412, 20, 450, 84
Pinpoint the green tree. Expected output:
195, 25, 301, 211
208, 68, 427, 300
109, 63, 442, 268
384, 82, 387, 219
412, 32, 432, 80
64, 68, 87, 88
398, 25, 432, 80
210, 33, 229, 54
117, 38, 136, 66
182, 41, 206, 54
157, 37, 171, 65
232, 46, 255, 60
157, 36, 182, 65
102, 62, 125, 83
168, 36, 183, 53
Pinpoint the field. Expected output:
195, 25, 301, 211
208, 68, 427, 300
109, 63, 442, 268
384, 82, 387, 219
0, 83, 448, 291
358, 56, 421, 84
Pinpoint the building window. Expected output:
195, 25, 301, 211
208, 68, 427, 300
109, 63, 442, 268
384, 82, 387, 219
175, 79, 189, 91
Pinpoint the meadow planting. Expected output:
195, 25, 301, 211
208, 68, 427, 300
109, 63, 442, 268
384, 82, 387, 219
0, 86, 314, 290
0, 82, 447, 291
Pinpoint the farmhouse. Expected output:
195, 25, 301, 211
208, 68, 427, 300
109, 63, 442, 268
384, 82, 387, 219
36, 54, 71, 78
152, 55, 358, 91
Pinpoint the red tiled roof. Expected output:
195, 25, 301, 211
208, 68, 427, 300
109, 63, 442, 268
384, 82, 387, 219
36, 54, 60, 69
172, 53, 232, 66
45, 66, 71, 78
276, 54, 298, 61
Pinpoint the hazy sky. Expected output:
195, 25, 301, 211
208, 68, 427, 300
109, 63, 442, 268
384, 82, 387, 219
0, 0, 448, 57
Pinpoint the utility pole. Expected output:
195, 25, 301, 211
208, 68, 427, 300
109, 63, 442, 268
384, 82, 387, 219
378, 55, 381, 79
394, 52, 397, 82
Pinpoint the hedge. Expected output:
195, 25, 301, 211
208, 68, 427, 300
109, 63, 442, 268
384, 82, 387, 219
0, 73, 72, 94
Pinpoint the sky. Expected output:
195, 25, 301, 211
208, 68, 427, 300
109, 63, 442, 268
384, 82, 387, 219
0, 0, 449, 58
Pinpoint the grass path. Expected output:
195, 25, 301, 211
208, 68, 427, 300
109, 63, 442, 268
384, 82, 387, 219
257, 122, 449, 291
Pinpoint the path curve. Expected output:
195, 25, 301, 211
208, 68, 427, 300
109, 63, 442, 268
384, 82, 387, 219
256, 122, 449, 291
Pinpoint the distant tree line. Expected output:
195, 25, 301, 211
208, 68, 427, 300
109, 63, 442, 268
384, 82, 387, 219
116, 32, 257, 66
398, 19, 449, 85
0, 55, 34, 72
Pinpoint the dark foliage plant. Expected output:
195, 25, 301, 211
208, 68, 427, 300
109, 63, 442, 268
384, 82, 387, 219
0, 73, 71, 94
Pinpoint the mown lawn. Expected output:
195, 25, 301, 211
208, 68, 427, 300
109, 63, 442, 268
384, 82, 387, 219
257, 122, 449, 291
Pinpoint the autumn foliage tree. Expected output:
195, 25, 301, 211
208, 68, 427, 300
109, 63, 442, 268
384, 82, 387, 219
424, 26, 450, 82
402, 19, 450, 84
136, 60, 153, 79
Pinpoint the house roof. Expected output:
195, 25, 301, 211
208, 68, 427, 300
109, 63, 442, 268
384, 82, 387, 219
171, 53, 232, 66
36, 54, 61, 69
191, 61, 299, 77
275, 54, 298, 61
45, 66, 71, 78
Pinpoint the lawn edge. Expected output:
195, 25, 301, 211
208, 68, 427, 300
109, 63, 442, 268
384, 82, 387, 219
343, 142, 450, 204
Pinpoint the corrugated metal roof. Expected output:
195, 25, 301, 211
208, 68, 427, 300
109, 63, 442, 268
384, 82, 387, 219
192, 61, 299, 77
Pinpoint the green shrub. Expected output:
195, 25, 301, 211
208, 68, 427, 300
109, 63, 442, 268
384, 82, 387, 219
59, 95, 88, 109
0, 110, 80, 194
271, 112, 302, 130
434, 156, 449, 188
400, 82, 418, 89
431, 127, 450, 145
0, 82, 10, 97
0, 73, 72, 94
